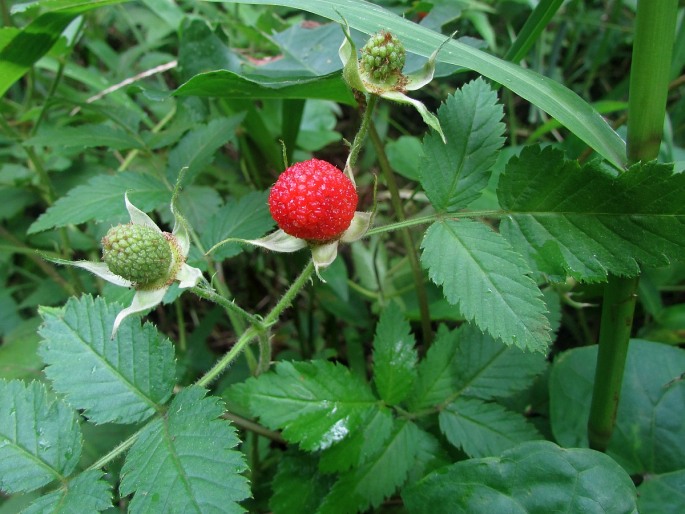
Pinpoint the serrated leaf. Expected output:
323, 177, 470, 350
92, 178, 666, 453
201, 191, 275, 261
22, 470, 112, 514
419, 78, 505, 212
499, 146, 685, 282
236, 360, 377, 451
166, 115, 245, 184
318, 420, 421, 514
421, 219, 551, 351
403, 441, 638, 514
269, 450, 335, 514
439, 397, 541, 458
24, 124, 143, 150
318, 407, 394, 473
28, 172, 168, 233
550, 339, 685, 474
372, 306, 417, 405
0, 380, 81, 494
120, 386, 250, 514
38, 295, 175, 424
409, 323, 547, 411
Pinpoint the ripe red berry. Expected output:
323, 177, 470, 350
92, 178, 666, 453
268, 159, 358, 243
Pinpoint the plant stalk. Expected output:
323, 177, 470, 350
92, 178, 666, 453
587, 0, 677, 452
368, 122, 433, 345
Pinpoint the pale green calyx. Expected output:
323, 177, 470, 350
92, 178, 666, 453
49, 190, 203, 337
339, 18, 450, 143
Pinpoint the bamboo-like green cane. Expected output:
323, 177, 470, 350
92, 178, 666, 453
587, 0, 678, 452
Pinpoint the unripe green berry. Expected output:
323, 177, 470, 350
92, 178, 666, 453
102, 224, 172, 288
360, 30, 406, 82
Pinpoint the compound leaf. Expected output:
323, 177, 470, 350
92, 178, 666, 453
318, 407, 394, 473
25, 123, 144, 150
120, 386, 250, 514
403, 441, 638, 514
269, 450, 335, 514
0, 380, 81, 494
439, 397, 542, 458
166, 115, 245, 184
372, 305, 418, 405
235, 360, 377, 451
23, 470, 112, 514
419, 78, 505, 212
421, 219, 551, 351
318, 420, 421, 514
201, 191, 275, 261
28, 172, 168, 234
38, 295, 175, 425
409, 323, 546, 412
499, 146, 685, 282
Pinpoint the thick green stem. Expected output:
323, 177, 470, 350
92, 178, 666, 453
587, 0, 677, 452
368, 122, 433, 345
588, 276, 639, 451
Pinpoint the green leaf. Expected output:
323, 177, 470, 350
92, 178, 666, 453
402, 441, 638, 514
24, 124, 144, 150
166, 115, 245, 184
0, 0, 130, 97
318, 407, 394, 473
28, 172, 168, 234
269, 450, 335, 514
421, 219, 551, 351
120, 386, 250, 514
201, 191, 275, 261
419, 78, 505, 212
499, 147, 685, 282
235, 360, 377, 451
0, 187, 38, 221
385, 135, 422, 181
209, 0, 626, 168
409, 323, 547, 411
318, 420, 421, 514
372, 305, 418, 405
175, 70, 355, 104
0, 319, 43, 380
23, 470, 112, 514
439, 397, 541, 458
38, 295, 175, 425
549, 339, 685, 474
0, 380, 81, 494
638, 470, 685, 514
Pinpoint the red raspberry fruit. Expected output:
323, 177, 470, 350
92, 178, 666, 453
268, 159, 358, 243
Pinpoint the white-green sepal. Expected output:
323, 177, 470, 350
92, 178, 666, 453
341, 212, 372, 243
381, 91, 446, 143
248, 230, 308, 253
311, 241, 340, 280
112, 288, 167, 338
52, 258, 133, 288
125, 193, 161, 233
177, 263, 203, 289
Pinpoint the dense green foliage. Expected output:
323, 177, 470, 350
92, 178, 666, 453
1, 0, 684, 512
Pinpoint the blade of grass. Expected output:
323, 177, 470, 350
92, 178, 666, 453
208, 0, 627, 169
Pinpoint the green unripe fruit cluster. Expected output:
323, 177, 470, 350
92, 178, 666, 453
360, 30, 406, 81
102, 224, 172, 288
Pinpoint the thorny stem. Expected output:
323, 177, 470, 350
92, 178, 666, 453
368, 122, 433, 345
190, 283, 263, 329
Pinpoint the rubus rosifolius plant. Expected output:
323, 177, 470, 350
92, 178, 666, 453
1, 1, 684, 513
